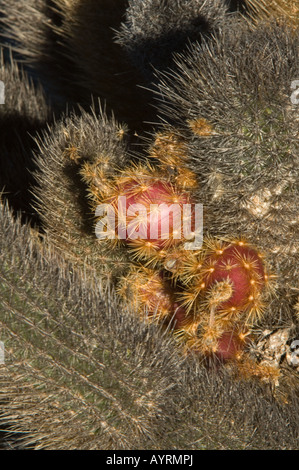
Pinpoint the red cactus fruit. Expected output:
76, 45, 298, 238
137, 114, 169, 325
185, 240, 269, 324
105, 168, 196, 260
184, 324, 250, 363
175, 239, 273, 364
213, 330, 250, 362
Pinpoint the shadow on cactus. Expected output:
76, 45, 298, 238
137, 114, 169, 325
0, 0, 154, 130
0, 49, 51, 222
32, 105, 134, 284
116, 0, 230, 82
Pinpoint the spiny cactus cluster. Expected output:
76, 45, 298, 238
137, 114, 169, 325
77, 121, 282, 382
0, 0, 299, 450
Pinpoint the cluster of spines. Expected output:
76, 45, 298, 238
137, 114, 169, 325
244, 0, 299, 29
147, 131, 198, 191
